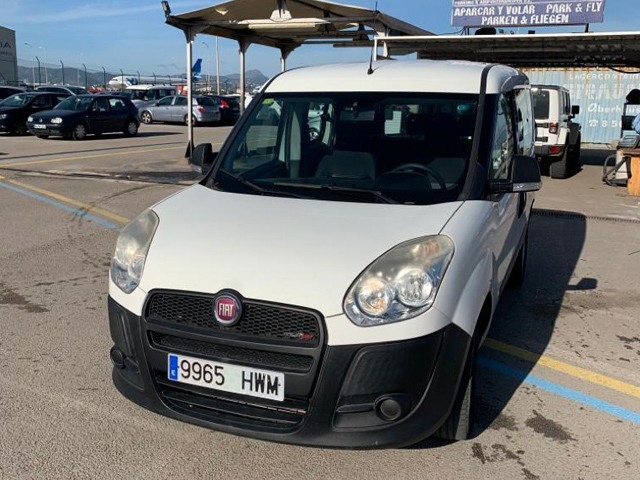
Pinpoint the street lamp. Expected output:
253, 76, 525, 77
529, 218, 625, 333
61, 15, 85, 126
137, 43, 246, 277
23, 43, 35, 85
38, 46, 48, 84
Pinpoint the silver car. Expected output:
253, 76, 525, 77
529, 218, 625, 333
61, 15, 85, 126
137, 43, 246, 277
139, 95, 221, 125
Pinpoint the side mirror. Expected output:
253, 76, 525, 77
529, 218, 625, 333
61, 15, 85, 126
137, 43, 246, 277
571, 105, 580, 116
155, 102, 160, 106
190, 143, 217, 175
490, 155, 541, 193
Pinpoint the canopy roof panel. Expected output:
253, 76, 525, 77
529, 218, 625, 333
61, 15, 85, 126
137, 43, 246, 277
378, 32, 640, 69
166, 0, 430, 49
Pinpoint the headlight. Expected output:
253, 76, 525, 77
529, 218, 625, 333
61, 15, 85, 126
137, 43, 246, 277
110, 210, 159, 294
27, 116, 33, 122
0, 114, 7, 120
50, 117, 63, 124
344, 235, 454, 326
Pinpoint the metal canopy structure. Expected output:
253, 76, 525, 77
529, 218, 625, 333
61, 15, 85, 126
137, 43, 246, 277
374, 31, 640, 69
163, 0, 430, 157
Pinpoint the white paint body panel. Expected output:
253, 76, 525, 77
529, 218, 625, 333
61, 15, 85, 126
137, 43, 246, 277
267, 61, 520, 95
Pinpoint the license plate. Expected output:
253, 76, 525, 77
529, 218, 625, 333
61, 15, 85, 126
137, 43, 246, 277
34, 124, 46, 129
167, 353, 285, 401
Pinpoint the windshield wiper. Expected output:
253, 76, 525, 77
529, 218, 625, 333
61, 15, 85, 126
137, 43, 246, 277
272, 182, 399, 204
216, 170, 312, 199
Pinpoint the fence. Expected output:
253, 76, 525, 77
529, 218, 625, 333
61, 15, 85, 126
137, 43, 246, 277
9, 57, 240, 94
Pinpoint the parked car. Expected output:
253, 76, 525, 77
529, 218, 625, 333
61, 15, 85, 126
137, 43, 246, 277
36, 85, 90, 96
108, 60, 541, 448
207, 94, 241, 124
27, 95, 139, 140
139, 95, 221, 125
532, 85, 581, 179
0, 92, 70, 135
0, 86, 24, 100
126, 85, 177, 110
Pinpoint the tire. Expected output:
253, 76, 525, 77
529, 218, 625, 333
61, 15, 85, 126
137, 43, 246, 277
140, 111, 153, 124
549, 145, 569, 179
124, 120, 138, 137
71, 123, 87, 140
184, 114, 198, 127
435, 341, 477, 441
508, 228, 529, 288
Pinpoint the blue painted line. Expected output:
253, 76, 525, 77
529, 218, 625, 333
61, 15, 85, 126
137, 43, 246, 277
0, 181, 119, 230
478, 356, 640, 425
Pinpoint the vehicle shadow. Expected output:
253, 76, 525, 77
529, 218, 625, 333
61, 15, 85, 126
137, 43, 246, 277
411, 209, 589, 448
43, 131, 183, 141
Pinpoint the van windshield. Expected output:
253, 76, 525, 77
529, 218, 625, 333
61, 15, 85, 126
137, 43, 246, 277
211, 93, 478, 205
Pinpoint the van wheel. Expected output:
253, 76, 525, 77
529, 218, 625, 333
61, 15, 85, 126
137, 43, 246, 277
124, 120, 138, 137
435, 341, 477, 441
140, 111, 153, 124
550, 146, 569, 179
72, 123, 87, 140
508, 229, 528, 288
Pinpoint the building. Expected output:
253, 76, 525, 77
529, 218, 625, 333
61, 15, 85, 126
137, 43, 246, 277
0, 25, 18, 86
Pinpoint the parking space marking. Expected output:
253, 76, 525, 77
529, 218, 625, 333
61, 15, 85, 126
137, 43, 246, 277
0, 180, 120, 230
0, 146, 183, 168
479, 356, 640, 425
1, 178, 131, 225
485, 338, 640, 399
0, 142, 224, 169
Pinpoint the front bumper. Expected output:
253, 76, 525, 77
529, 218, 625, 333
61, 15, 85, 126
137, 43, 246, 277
108, 295, 471, 448
26, 122, 71, 136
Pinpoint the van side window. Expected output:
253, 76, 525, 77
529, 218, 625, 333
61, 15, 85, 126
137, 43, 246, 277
490, 95, 515, 181
513, 88, 534, 156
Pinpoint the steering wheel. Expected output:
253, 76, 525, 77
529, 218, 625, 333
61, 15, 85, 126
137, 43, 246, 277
390, 163, 447, 190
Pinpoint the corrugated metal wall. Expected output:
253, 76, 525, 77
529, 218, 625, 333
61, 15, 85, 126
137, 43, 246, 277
523, 68, 640, 145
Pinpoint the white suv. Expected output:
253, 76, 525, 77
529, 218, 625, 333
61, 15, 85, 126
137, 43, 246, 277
108, 60, 541, 448
532, 85, 582, 179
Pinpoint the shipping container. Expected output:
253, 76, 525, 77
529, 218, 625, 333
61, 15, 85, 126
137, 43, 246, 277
523, 67, 640, 146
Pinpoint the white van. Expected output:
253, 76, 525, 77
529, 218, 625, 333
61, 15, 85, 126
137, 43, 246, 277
125, 85, 178, 110
108, 60, 540, 448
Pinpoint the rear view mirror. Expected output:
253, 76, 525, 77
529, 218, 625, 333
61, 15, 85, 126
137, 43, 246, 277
190, 143, 217, 175
571, 105, 580, 116
490, 155, 541, 193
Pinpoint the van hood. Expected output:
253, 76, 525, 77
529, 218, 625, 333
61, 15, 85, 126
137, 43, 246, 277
139, 185, 462, 316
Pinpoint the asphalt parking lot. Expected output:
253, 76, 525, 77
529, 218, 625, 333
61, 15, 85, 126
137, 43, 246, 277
1, 126, 639, 480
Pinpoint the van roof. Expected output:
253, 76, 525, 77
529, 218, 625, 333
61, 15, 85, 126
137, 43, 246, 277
266, 60, 523, 95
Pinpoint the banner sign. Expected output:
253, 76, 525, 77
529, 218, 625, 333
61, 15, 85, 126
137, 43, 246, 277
451, 0, 606, 28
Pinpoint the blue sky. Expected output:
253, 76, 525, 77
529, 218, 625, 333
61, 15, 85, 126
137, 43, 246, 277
2, 0, 636, 78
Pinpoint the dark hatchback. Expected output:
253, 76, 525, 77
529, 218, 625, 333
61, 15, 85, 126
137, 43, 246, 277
0, 92, 70, 135
0, 86, 25, 100
208, 95, 241, 124
27, 95, 140, 140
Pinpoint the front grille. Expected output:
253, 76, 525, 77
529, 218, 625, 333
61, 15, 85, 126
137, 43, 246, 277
149, 332, 314, 372
146, 292, 320, 346
156, 376, 308, 429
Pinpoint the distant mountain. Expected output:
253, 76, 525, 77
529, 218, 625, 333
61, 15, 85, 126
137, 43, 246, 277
17, 63, 269, 90
223, 70, 270, 85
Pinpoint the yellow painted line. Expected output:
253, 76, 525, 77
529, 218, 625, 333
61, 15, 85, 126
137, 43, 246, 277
485, 338, 640, 399
3, 178, 131, 225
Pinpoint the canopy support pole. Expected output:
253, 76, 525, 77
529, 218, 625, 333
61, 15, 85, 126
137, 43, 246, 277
183, 25, 207, 158
238, 39, 250, 113
280, 46, 296, 72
